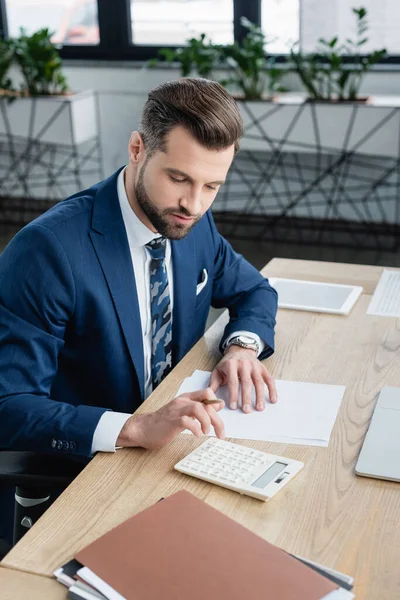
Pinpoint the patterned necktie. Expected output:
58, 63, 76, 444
145, 237, 172, 389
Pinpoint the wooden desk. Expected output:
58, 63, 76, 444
2, 259, 400, 599
0, 567, 65, 600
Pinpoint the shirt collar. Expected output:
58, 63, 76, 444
117, 167, 161, 248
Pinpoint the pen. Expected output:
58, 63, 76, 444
200, 398, 224, 406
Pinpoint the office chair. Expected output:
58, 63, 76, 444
0, 451, 89, 555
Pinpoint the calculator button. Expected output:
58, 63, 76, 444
182, 461, 194, 468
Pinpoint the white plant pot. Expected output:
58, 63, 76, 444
238, 95, 400, 158
0, 89, 97, 146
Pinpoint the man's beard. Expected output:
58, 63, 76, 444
135, 165, 202, 240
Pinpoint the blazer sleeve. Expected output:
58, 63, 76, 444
206, 212, 278, 359
0, 223, 108, 457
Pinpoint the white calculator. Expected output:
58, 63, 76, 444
174, 438, 304, 501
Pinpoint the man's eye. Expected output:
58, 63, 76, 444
206, 185, 217, 191
170, 176, 185, 183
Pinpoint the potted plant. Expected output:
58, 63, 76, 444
12, 27, 68, 96
150, 19, 286, 101
215, 8, 399, 252
0, 28, 98, 146
290, 7, 386, 103
150, 19, 286, 154
0, 28, 101, 207
237, 6, 392, 154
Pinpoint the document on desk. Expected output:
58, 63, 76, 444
178, 370, 345, 447
367, 269, 400, 317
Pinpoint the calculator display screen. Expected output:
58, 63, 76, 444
251, 462, 288, 488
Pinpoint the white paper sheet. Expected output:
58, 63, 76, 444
178, 370, 345, 447
367, 269, 400, 317
78, 567, 126, 600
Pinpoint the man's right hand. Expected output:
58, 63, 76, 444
116, 388, 225, 450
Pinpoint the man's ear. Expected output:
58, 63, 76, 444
128, 131, 146, 164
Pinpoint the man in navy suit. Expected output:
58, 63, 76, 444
0, 78, 277, 461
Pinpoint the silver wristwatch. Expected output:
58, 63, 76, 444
224, 334, 259, 354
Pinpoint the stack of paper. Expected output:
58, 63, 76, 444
177, 370, 345, 447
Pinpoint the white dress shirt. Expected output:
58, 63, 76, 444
91, 168, 264, 454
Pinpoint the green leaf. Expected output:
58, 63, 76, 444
11, 27, 68, 95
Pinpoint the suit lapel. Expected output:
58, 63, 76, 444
171, 234, 197, 364
90, 169, 145, 400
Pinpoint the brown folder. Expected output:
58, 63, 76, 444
75, 490, 339, 600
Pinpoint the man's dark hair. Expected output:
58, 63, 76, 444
139, 78, 243, 156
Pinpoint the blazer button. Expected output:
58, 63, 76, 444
69, 441, 76, 452
51, 439, 57, 449
62, 441, 69, 451
57, 440, 63, 450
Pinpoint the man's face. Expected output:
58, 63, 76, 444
132, 126, 235, 240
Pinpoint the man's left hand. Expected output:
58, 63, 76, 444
210, 346, 277, 413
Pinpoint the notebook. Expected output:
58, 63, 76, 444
55, 490, 354, 600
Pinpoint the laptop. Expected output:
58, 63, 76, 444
356, 387, 400, 482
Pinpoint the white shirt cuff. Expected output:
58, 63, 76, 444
91, 411, 132, 454
223, 330, 265, 358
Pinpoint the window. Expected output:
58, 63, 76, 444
0, 0, 398, 61
131, 0, 234, 46
5, 0, 99, 45
270, 0, 400, 55
261, 0, 298, 54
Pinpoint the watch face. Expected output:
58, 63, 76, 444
239, 335, 256, 344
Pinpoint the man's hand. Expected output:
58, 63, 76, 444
116, 388, 225, 449
210, 346, 277, 413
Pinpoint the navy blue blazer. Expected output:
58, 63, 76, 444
0, 168, 277, 457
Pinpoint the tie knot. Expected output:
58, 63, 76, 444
146, 237, 167, 260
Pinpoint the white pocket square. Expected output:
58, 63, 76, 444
196, 268, 208, 295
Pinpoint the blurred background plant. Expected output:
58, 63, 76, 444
290, 7, 386, 102
11, 28, 68, 96
218, 17, 286, 100
150, 17, 286, 101
148, 32, 219, 79
0, 38, 16, 96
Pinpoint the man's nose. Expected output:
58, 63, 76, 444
180, 187, 202, 215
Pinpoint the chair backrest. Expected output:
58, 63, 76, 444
0, 451, 89, 487
0, 451, 90, 547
